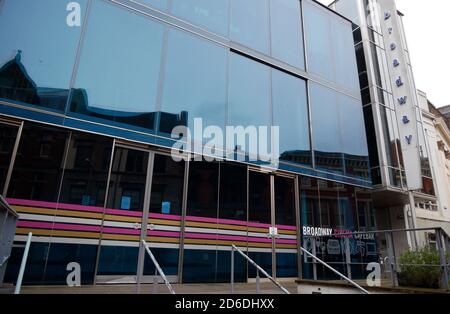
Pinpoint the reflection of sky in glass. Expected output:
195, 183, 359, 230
272, 69, 309, 155
0, 0, 85, 89
311, 83, 369, 157
73, 0, 164, 113
161, 29, 227, 130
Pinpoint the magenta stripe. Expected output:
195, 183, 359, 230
147, 230, 181, 237
104, 208, 143, 217
276, 225, 298, 231
7, 198, 104, 213
149, 213, 182, 221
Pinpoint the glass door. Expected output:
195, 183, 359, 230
247, 170, 299, 280
248, 170, 273, 278
141, 153, 185, 283
96, 144, 151, 284
274, 175, 298, 279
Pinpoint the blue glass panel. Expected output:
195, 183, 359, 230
228, 53, 271, 157
182, 249, 216, 283
0, 0, 86, 112
303, 1, 334, 81
172, 0, 229, 36
276, 253, 298, 278
270, 0, 305, 69
333, 17, 360, 94
70, 0, 164, 132
4, 242, 49, 285
230, 0, 270, 54
143, 248, 179, 276
44, 244, 97, 284
159, 29, 227, 135
97, 246, 139, 275
272, 69, 310, 165
310, 83, 343, 174
338, 94, 370, 179
134, 0, 168, 12
248, 252, 272, 277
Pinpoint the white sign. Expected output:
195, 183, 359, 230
379, 0, 423, 190
269, 227, 278, 237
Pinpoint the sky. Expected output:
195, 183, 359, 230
317, 0, 450, 107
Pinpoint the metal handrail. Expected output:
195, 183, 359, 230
300, 247, 370, 294
231, 245, 290, 294
141, 240, 175, 294
14, 232, 32, 294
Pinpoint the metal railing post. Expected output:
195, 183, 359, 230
344, 238, 352, 280
311, 237, 317, 281
141, 240, 175, 294
153, 268, 158, 294
386, 232, 398, 287
436, 229, 449, 291
14, 232, 32, 295
256, 269, 260, 294
230, 246, 234, 294
231, 245, 290, 294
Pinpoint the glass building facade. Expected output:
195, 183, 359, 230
0, 0, 375, 284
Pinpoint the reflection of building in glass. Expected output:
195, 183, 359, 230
0, 0, 376, 286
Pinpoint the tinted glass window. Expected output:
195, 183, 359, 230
270, 0, 305, 69
219, 163, 247, 221
338, 94, 370, 179
275, 176, 296, 226
310, 83, 343, 174
7, 123, 68, 202
0, 0, 86, 111
107, 147, 149, 211
172, 0, 229, 36
304, 1, 360, 94
160, 29, 227, 135
187, 161, 219, 218
272, 70, 310, 165
70, 0, 164, 132
0, 123, 18, 194
249, 172, 271, 224
228, 53, 271, 157
230, 0, 270, 54
149, 154, 185, 215
58, 132, 112, 207
303, 1, 333, 81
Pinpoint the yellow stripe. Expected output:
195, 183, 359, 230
104, 215, 142, 223
101, 234, 140, 241
16, 228, 100, 239
149, 218, 181, 227
146, 237, 180, 244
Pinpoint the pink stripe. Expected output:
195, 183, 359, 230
149, 213, 182, 221
276, 225, 298, 231
17, 221, 101, 232
147, 230, 181, 237
7, 198, 104, 213
104, 208, 143, 217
